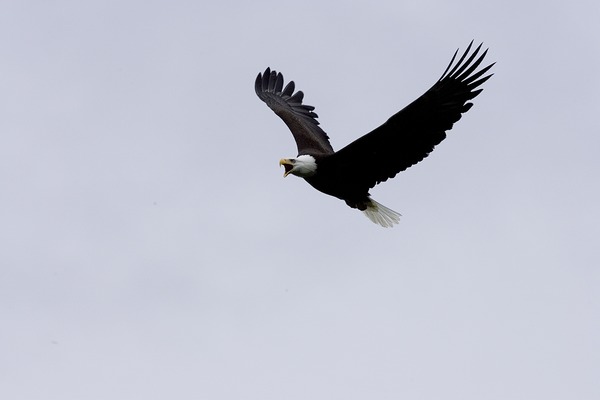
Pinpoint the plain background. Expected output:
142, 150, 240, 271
1, 1, 599, 399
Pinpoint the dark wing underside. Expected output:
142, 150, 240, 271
330, 41, 494, 191
255, 68, 334, 155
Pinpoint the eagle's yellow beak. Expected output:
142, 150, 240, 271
279, 159, 294, 177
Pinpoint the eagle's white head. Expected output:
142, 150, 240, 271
279, 155, 317, 178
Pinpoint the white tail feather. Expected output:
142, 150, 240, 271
362, 198, 401, 228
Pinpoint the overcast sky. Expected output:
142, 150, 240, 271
1, 1, 599, 399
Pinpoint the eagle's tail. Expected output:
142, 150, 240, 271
362, 198, 401, 228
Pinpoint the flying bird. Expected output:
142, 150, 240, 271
255, 41, 494, 227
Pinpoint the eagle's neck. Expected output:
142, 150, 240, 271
292, 155, 318, 177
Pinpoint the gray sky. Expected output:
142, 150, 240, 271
1, 1, 599, 399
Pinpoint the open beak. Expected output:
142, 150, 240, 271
279, 159, 294, 177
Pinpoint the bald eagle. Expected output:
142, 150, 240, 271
255, 41, 494, 227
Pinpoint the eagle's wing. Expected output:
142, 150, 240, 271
255, 68, 334, 155
330, 41, 494, 190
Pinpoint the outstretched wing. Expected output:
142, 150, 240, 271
255, 68, 334, 155
330, 41, 494, 190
